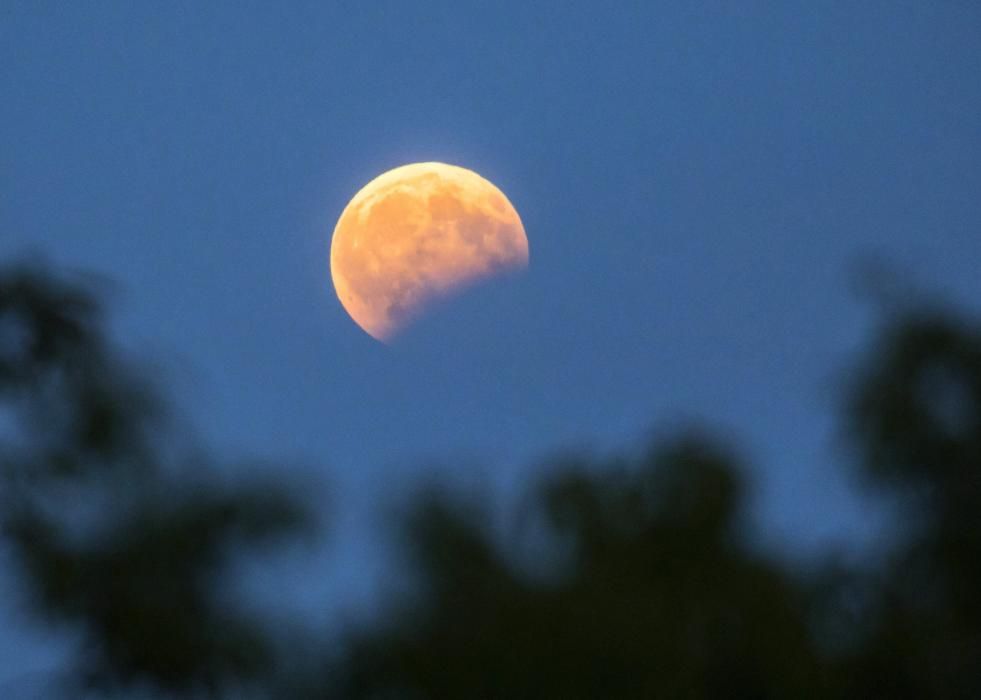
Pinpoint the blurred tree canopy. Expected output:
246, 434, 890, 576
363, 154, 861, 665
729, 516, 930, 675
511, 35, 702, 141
0, 264, 313, 697
1, 261, 980, 698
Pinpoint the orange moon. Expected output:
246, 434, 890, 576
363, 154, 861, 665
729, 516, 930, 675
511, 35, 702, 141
330, 162, 529, 341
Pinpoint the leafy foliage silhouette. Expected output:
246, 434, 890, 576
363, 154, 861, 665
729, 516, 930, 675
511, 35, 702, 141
341, 441, 823, 698
2, 260, 980, 698
0, 264, 312, 696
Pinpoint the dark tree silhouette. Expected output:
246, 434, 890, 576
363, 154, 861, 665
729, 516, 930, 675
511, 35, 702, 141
338, 304, 981, 698
0, 264, 313, 697
338, 440, 829, 699
832, 307, 981, 699
2, 260, 980, 699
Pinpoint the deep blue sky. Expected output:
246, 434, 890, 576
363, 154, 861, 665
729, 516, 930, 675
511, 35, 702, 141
2, 1, 981, 682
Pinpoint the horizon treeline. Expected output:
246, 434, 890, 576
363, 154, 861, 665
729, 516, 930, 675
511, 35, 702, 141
1, 260, 979, 698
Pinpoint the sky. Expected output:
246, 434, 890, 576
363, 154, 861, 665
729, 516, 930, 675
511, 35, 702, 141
2, 0, 981, 683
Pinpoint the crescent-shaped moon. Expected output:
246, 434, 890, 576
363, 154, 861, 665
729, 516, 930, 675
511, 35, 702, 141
330, 162, 529, 341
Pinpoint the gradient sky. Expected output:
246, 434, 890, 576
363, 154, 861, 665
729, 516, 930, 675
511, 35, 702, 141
2, 1, 981, 683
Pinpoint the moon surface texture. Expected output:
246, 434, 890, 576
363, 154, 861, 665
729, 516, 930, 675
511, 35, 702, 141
330, 162, 529, 341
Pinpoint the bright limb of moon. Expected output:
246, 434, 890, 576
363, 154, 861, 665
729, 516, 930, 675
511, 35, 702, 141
330, 162, 529, 341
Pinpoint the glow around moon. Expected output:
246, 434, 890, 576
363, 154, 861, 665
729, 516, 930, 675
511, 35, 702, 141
330, 162, 529, 341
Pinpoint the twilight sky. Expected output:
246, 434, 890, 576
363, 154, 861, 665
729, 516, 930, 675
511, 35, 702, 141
2, 1, 981, 683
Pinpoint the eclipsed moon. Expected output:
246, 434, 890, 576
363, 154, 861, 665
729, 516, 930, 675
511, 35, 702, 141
330, 162, 529, 341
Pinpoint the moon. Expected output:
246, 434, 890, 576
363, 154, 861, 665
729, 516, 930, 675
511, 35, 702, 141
330, 162, 529, 341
